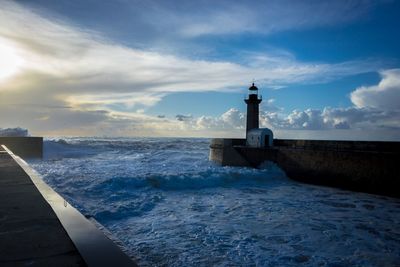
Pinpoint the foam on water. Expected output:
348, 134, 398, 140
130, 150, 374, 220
29, 137, 400, 266
0, 127, 28, 137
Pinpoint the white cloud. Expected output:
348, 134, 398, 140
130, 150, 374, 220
185, 105, 399, 140
163, 108, 247, 137
220, 108, 245, 129
182, 70, 400, 140
268, 107, 399, 131
351, 69, 400, 110
267, 69, 400, 134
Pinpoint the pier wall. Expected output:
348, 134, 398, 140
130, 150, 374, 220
209, 138, 249, 166
0, 137, 43, 158
210, 138, 400, 197
0, 145, 136, 266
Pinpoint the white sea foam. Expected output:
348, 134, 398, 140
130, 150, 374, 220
29, 138, 400, 267
0, 127, 28, 137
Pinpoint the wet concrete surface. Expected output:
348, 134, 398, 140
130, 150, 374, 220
0, 146, 86, 266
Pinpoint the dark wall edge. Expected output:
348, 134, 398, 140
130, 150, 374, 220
2, 145, 137, 267
0, 137, 43, 158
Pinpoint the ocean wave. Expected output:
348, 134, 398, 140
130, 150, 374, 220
42, 137, 209, 159
39, 138, 287, 191
42, 139, 100, 159
90, 165, 286, 192
0, 127, 28, 137
28, 137, 400, 267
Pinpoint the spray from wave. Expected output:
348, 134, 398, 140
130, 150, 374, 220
0, 127, 28, 137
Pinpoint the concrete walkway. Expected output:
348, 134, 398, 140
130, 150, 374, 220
0, 146, 86, 266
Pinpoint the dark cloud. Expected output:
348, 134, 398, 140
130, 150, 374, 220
18, 0, 381, 40
334, 121, 350, 129
176, 114, 192, 121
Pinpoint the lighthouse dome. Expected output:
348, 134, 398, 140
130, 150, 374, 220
249, 83, 258, 91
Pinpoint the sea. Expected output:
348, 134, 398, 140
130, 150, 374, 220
28, 137, 400, 267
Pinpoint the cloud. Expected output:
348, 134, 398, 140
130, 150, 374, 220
0, 103, 110, 135
18, 0, 385, 43
193, 109, 244, 130
262, 107, 400, 131
185, 105, 399, 140
0, 1, 383, 94
176, 114, 193, 121
173, 109, 246, 137
115, 0, 380, 38
182, 70, 400, 139
220, 108, 245, 128
0, 1, 391, 137
15, 0, 387, 63
351, 69, 400, 110
261, 69, 400, 133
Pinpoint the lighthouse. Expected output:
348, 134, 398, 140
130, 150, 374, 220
244, 83, 262, 134
244, 83, 273, 147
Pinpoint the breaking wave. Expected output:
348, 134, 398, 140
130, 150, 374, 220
36, 138, 288, 194
0, 127, 28, 137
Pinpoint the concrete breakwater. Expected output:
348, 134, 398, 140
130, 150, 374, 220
0, 137, 43, 158
210, 138, 400, 197
0, 145, 136, 266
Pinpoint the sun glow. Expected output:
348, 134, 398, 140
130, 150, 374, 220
0, 39, 24, 82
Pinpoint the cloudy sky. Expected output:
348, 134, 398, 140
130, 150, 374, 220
0, 0, 399, 139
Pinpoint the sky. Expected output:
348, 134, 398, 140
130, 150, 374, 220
0, 0, 399, 140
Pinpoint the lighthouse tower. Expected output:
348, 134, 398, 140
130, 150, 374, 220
244, 83, 262, 135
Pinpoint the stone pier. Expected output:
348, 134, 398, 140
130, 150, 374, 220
0, 145, 136, 266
